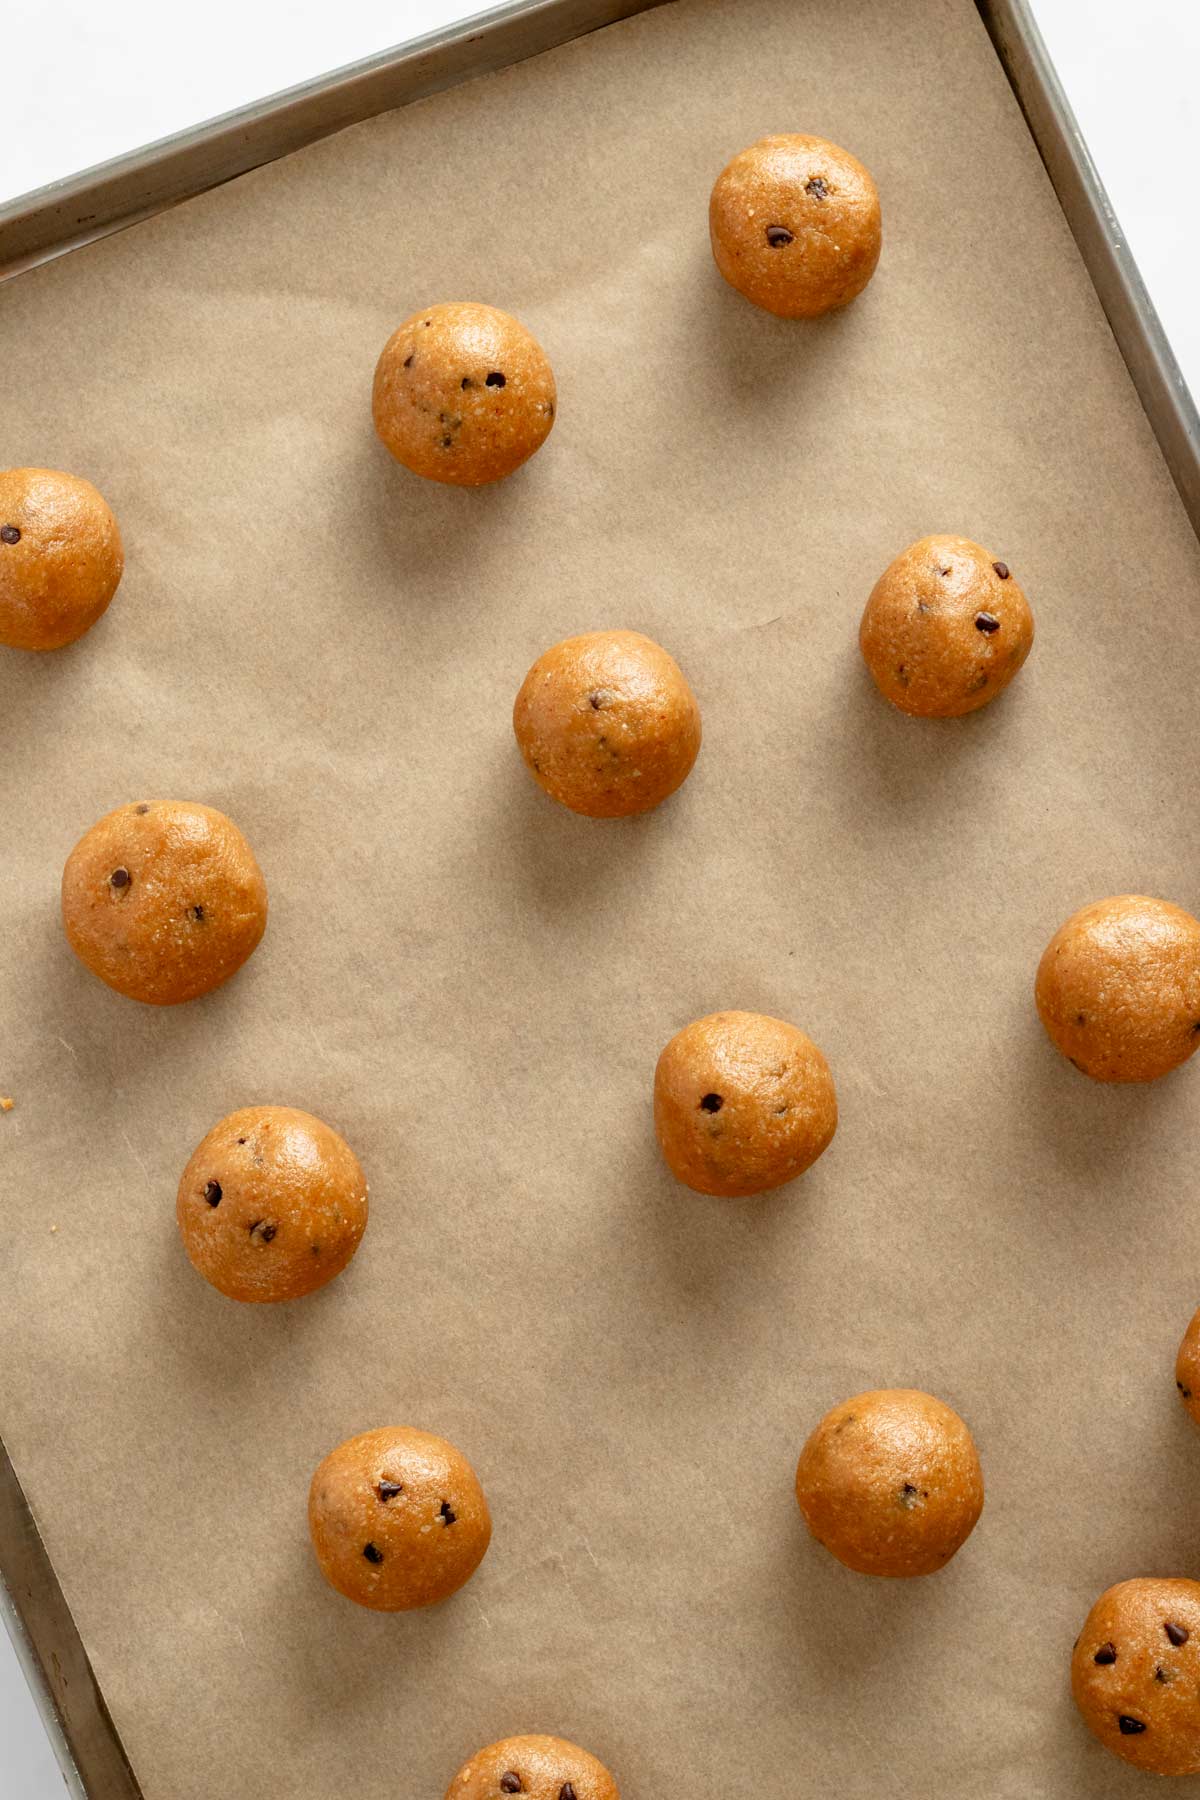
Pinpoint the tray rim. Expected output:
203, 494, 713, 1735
2, 1, 1197, 1793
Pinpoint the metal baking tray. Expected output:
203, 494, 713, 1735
1, 2, 1197, 1793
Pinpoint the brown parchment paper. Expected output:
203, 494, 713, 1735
3, 0, 1200, 1794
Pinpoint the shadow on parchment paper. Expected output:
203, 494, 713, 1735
667, 251, 880, 428
261, 1530, 487, 1719
0, 613, 123, 744
772, 1499, 961, 1677
33, 903, 274, 1097
609, 1123, 829, 1322
1009, 1003, 1193, 1187
336, 432, 547, 605
827, 650, 1035, 821
475, 748, 684, 922
145, 1212, 361, 1390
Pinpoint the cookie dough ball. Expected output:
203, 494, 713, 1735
859, 535, 1034, 717
795, 1389, 983, 1577
514, 630, 701, 818
1071, 1578, 1200, 1774
373, 303, 555, 486
308, 1426, 491, 1611
61, 800, 267, 1005
654, 1010, 836, 1197
709, 134, 881, 318
0, 467, 123, 651
445, 1735, 620, 1800
1176, 1308, 1200, 1425
177, 1106, 368, 1303
1035, 895, 1200, 1083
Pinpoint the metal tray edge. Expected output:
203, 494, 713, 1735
0, 0, 666, 278
977, 0, 1200, 537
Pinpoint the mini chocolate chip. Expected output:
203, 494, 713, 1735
377, 1480, 403, 1501
588, 691, 605, 710
485, 371, 506, 388
362, 1542, 384, 1564
311, 1243, 321, 1254
1094, 1643, 1117, 1665
1154, 1664, 1173, 1682
1166, 1622, 1190, 1646
898, 1482, 919, 1508
805, 176, 829, 199
260, 1224, 277, 1242
439, 1500, 457, 1525
204, 1180, 222, 1207
559, 1787, 577, 1800
237, 1137, 246, 1145
974, 611, 1001, 634
191, 905, 204, 921
403, 354, 414, 368
461, 376, 473, 389
1118, 1716, 1146, 1735
500, 1775, 522, 1793
110, 867, 131, 889
699, 1093, 723, 1113
424, 319, 432, 327
0, 525, 20, 545
441, 436, 453, 448
1075, 1012, 1086, 1025
940, 566, 951, 577
135, 804, 149, 814
1178, 1381, 1193, 1398
992, 561, 1010, 579
765, 224, 794, 247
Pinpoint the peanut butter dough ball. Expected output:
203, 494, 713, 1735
795, 1389, 984, 1577
514, 629, 701, 818
177, 1106, 368, 1303
61, 800, 267, 1005
309, 1427, 491, 1611
373, 303, 556, 486
859, 535, 1034, 717
654, 1010, 836, 1197
1072, 1578, 1200, 1775
445, 1735, 620, 1800
0, 467, 123, 650
1035, 895, 1200, 1083
1176, 1308, 1200, 1426
709, 133, 881, 318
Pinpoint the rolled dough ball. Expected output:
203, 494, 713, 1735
0, 467, 123, 650
708, 133, 881, 318
795, 1389, 983, 1577
653, 1010, 836, 1197
1176, 1307, 1200, 1426
445, 1735, 620, 1800
1035, 895, 1200, 1083
1071, 1578, 1200, 1775
177, 1106, 368, 1303
308, 1426, 491, 1610
373, 302, 556, 485
61, 800, 267, 1005
513, 629, 701, 818
859, 534, 1034, 717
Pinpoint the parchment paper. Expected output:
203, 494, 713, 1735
3, 1, 1200, 1794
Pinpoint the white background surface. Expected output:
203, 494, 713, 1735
1, 2, 1196, 1793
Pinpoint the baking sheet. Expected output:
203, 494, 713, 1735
3, 0, 1200, 1794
